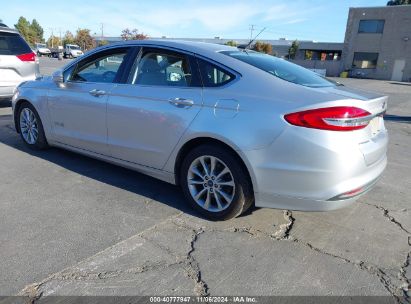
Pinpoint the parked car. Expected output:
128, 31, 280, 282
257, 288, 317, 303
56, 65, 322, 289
48, 46, 64, 58
11, 40, 388, 220
64, 44, 83, 58
34, 42, 51, 57
0, 25, 39, 100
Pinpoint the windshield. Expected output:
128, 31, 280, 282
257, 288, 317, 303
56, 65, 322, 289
69, 45, 80, 50
220, 50, 335, 88
37, 43, 47, 48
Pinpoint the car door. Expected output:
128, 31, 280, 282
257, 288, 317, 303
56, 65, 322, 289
107, 47, 203, 169
47, 47, 132, 154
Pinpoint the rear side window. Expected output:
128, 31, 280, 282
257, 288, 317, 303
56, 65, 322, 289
197, 59, 234, 87
221, 50, 335, 88
0, 32, 32, 55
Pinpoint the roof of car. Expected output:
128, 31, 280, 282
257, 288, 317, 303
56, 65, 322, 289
0, 26, 19, 34
106, 39, 237, 57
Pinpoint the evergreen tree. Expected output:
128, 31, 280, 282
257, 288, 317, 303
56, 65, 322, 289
387, 0, 410, 5
15, 17, 35, 45
30, 19, 44, 43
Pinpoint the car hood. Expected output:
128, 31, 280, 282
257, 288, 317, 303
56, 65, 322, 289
38, 48, 50, 52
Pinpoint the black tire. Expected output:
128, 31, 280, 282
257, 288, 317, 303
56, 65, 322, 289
17, 102, 49, 150
180, 144, 254, 221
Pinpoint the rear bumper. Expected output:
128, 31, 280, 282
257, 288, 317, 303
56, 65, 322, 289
254, 156, 386, 211
244, 126, 388, 211
0, 85, 15, 98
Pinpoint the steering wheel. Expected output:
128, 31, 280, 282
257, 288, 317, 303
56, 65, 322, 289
102, 71, 117, 82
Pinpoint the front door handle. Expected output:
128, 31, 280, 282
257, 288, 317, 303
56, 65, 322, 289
169, 98, 194, 107
89, 89, 106, 97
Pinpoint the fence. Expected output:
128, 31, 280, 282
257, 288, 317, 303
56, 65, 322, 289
288, 59, 343, 77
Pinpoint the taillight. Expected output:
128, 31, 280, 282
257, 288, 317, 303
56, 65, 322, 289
16, 52, 36, 62
284, 106, 372, 131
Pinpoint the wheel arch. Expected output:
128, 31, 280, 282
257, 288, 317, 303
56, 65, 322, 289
173, 137, 256, 195
14, 98, 32, 133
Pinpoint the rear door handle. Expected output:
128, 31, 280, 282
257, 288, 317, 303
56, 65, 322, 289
169, 98, 194, 107
89, 89, 106, 97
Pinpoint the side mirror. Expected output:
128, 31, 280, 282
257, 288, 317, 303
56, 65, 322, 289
52, 70, 64, 83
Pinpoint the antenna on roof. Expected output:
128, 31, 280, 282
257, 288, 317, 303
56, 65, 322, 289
243, 27, 267, 50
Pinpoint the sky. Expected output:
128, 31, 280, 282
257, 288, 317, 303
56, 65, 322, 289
3, 0, 388, 42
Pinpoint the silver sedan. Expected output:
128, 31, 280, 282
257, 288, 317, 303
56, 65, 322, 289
12, 40, 388, 220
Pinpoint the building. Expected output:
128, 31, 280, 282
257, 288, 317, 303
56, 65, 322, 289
94, 36, 302, 58
291, 41, 344, 76
342, 5, 411, 81
94, 5, 411, 81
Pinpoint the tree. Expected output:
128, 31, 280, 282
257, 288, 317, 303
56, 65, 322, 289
288, 40, 299, 59
387, 0, 410, 5
47, 35, 61, 48
62, 31, 75, 46
98, 40, 109, 47
121, 28, 148, 40
15, 17, 35, 45
75, 29, 94, 50
225, 40, 237, 47
253, 41, 273, 54
30, 19, 44, 43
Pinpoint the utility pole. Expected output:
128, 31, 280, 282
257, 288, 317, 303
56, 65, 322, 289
58, 28, 62, 46
100, 23, 104, 39
48, 27, 54, 48
249, 24, 255, 41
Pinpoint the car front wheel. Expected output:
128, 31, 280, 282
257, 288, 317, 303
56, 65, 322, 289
18, 103, 48, 150
180, 145, 254, 221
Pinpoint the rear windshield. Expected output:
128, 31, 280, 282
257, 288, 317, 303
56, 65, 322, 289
0, 32, 32, 55
220, 50, 335, 88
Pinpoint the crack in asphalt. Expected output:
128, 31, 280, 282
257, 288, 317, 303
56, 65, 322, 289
365, 203, 411, 235
15, 203, 410, 301
47, 260, 185, 282
294, 239, 403, 302
218, 210, 409, 302
399, 251, 411, 300
272, 210, 294, 240
184, 228, 209, 296
17, 213, 185, 301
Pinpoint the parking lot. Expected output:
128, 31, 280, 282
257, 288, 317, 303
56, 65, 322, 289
0, 57, 410, 300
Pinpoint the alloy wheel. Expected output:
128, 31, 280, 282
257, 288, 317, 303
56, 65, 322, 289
19, 108, 39, 145
187, 155, 236, 212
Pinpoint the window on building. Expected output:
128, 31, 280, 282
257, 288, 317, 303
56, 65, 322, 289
304, 50, 341, 61
358, 20, 385, 33
352, 52, 379, 69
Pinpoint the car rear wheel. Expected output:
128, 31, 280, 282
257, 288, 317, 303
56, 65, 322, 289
180, 145, 254, 221
18, 103, 48, 150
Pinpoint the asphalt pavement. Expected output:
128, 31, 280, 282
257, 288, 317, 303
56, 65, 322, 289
0, 57, 409, 300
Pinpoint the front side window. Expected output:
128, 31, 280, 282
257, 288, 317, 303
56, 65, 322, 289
352, 52, 379, 69
70, 51, 128, 83
132, 51, 192, 87
358, 20, 385, 33
221, 50, 334, 88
